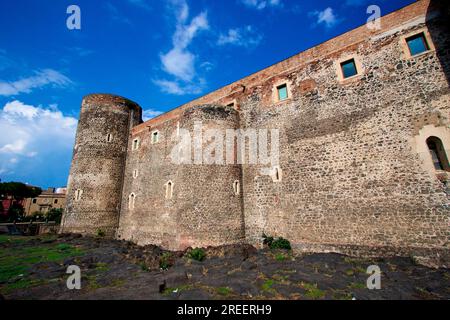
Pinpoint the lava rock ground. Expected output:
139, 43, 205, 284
0, 234, 449, 300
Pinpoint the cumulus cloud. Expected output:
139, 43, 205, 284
309, 7, 340, 29
153, 79, 204, 96
142, 108, 164, 121
0, 69, 72, 97
0, 100, 77, 181
155, 0, 209, 95
217, 26, 263, 48
240, 0, 282, 10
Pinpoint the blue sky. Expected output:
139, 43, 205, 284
0, 0, 414, 188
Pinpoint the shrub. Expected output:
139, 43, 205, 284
262, 233, 291, 250
45, 208, 63, 224
96, 229, 106, 237
159, 252, 173, 270
188, 248, 206, 262
262, 233, 274, 247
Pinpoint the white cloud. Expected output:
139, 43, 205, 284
0, 69, 72, 96
153, 79, 204, 96
240, 0, 282, 10
217, 26, 263, 48
0, 100, 77, 176
155, 0, 209, 95
142, 108, 164, 121
161, 48, 196, 82
310, 7, 340, 28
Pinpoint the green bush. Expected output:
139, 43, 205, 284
96, 229, 106, 237
188, 248, 206, 262
262, 233, 291, 250
159, 252, 173, 270
45, 208, 63, 224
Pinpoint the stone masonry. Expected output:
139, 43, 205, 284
61, 0, 450, 263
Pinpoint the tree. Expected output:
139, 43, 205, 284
7, 203, 25, 222
0, 182, 41, 200
0, 182, 41, 222
45, 208, 63, 224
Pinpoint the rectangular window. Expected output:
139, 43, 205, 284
406, 33, 429, 56
152, 132, 159, 144
132, 139, 139, 150
341, 59, 358, 79
277, 84, 288, 101
32, 199, 37, 204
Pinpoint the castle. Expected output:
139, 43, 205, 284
60, 0, 450, 262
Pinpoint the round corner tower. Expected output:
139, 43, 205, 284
175, 104, 245, 249
60, 94, 142, 237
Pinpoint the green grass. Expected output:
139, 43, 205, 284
0, 236, 84, 293
95, 262, 110, 272
348, 282, 366, 289
216, 286, 233, 296
261, 279, 275, 292
300, 282, 326, 299
275, 253, 288, 261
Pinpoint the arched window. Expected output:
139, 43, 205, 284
165, 181, 173, 199
106, 133, 113, 142
128, 193, 136, 210
426, 136, 449, 171
233, 180, 240, 195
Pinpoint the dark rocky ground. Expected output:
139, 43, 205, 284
0, 234, 449, 300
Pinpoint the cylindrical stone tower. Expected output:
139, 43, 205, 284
175, 104, 245, 249
60, 94, 142, 236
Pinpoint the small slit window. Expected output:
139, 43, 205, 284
426, 136, 449, 171
165, 181, 173, 199
133, 169, 139, 179
233, 180, 240, 195
74, 189, 83, 201
132, 138, 140, 151
106, 133, 113, 143
406, 33, 429, 56
272, 166, 282, 182
340, 59, 358, 79
152, 131, 159, 144
128, 193, 136, 210
277, 84, 288, 101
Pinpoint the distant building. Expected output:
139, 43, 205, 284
24, 187, 66, 216
0, 198, 26, 217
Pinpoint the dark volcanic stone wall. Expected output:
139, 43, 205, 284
63, 0, 449, 259
117, 105, 244, 250
61, 94, 142, 236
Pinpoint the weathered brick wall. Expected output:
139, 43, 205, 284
63, 0, 449, 258
61, 94, 142, 236
238, 2, 450, 252
117, 105, 245, 250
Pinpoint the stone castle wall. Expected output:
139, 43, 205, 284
61, 95, 141, 236
62, 0, 450, 259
